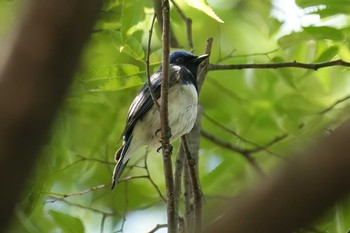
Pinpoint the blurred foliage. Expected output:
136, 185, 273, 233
2, 0, 350, 232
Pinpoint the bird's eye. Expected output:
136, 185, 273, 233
176, 57, 185, 63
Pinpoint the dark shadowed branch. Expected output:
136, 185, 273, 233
209, 59, 350, 71
204, 118, 350, 233
0, 0, 103, 230
148, 224, 168, 233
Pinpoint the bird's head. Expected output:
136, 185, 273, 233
169, 50, 209, 77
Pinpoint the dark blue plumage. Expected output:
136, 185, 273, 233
111, 50, 209, 189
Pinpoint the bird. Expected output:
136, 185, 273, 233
111, 50, 209, 189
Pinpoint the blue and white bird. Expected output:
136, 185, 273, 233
111, 50, 209, 189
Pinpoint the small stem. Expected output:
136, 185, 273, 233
146, 13, 160, 109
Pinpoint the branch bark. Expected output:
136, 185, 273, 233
160, 0, 176, 232
209, 59, 350, 71
0, 0, 102, 230
153, 0, 179, 48
204, 118, 350, 233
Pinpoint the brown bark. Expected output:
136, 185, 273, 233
0, 0, 102, 230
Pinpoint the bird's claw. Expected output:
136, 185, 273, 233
156, 143, 173, 155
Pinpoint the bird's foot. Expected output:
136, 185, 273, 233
156, 143, 173, 155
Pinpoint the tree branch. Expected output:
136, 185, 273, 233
170, 0, 193, 49
174, 145, 185, 229
209, 59, 350, 71
148, 224, 168, 233
201, 129, 265, 177
318, 94, 350, 114
202, 112, 286, 158
153, 0, 179, 48
160, 0, 176, 232
205, 118, 350, 233
182, 135, 202, 233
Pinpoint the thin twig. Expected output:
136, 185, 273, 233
160, 0, 176, 232
201, 129, 265, 177
216, 48, 279, 63
45, 184, 109, 202
171, 0, 193, 49
209, 59, 350, 71
197, 38, 213, 92
248, 134, 288, 154
318, 94, 350, 114
182, 135, 202, 233
145, 153, 167, 202
148, 224, 168, 233
76, 154, 114, 165
202, 112, 286, 158
146, 13, 160, 109
48, 198, 115, 216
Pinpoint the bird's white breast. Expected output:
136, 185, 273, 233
125, 83, 198, 159
167, 83, 198, 139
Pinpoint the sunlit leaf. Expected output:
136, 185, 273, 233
278, 27, 343, 48
315, 46, 338, 62
185, 0, 224, 23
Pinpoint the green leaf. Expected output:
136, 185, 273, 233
278, 27, 343, 48
76, 64, 144, 92
110, 31, 145, 60
296, 0, 350, 18
185, 0, 224, 23
304, 26, 344, 41
49, 210, 85, 233
315, 46, 338, 62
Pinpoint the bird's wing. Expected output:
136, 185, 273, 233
121, 66, 184, 140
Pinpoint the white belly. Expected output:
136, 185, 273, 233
125, 83, 198, 159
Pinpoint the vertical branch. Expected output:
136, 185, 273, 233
174, 145, 185, 229
197, 38, 213, 91
146, 13, 160, 109
181, 38, 213, 233
182, 134, 202, 233
184, 164, 194, 232
170, 0, 193, 49
153, 0, 179, 48
160, 0, 176, 232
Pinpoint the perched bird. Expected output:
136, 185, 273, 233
111, 50, 209, 189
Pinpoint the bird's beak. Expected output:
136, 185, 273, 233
193, 54, 210, 64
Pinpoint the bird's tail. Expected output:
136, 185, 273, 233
111, 146, 130, 189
